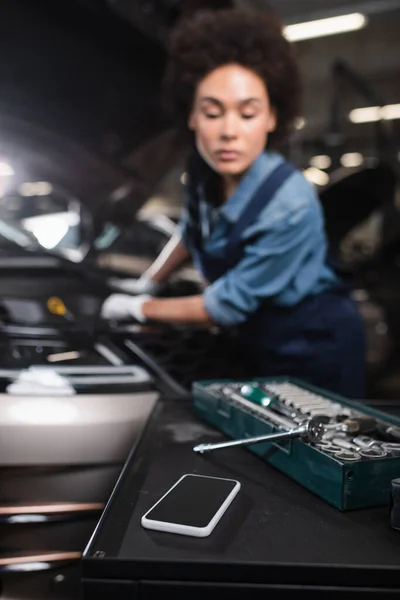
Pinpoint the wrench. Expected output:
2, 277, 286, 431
193, 416, 328, 454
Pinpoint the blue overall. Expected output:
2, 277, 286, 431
191, 162, 366, 399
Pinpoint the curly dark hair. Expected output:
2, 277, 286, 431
163, 9, 303, 147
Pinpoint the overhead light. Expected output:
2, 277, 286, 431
294, 117, 306, 130
340, 153, 364, 168
384, 104, 400, 120
349, 104, 400, 123
20, 182, 53, 197
309, 155, 331, 170
180, 172, 188, 185
303, 167, 330, 187
284, 13, 367, 43
0, 161, 15, 177
349, 106, 381, 123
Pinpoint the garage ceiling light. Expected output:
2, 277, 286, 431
349, 104, 400, 123
303, 167, 330, 186
309, 155, 332, 170
284, 13, 367, 42
20, 182, 53, 197
340, 153, 364, 168
295, 117, 306, 130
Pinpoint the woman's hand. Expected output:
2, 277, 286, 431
101, 294, 151, 322
101, 293, 212, 326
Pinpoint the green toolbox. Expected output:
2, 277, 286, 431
192, 377, 400, 510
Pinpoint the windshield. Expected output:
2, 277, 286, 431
0, 155, 94, 262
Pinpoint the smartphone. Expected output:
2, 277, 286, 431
141, 474, 241, 537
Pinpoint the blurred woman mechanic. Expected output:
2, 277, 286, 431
102, 9, 366, 398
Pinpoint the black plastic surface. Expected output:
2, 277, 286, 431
82, 399, 400, 593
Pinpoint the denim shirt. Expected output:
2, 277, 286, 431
180, 150, 338, 327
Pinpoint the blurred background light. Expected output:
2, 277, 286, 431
284, 13, 367, 43
294, 117, 306, 130
20, 181, 53, 197
349, 103, 400, 123
309, 155, 332, 170
303, 167, 330, 186
0, 161, 15, 177
340, 152, 364, 168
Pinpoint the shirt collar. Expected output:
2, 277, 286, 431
219, 151, 284, 223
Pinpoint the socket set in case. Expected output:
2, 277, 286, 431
192, 377, 400, 510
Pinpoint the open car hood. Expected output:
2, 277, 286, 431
0, 0, 193, 262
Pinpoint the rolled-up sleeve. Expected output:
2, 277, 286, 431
203, 205, 320, 326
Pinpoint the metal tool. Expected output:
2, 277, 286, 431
324, 445, 347, 455
334, 450, 361, 462
330, 437, 360, 451
352, 435, 380, 449
262, 385, 348, 417
317, 436, 388, 459
240, 385, 303, 422
315, 441, 333, 449
221, 387, 296, 430
377, 423, 400, 443
288, 399, 329, 408
298, 403, 330, 412
382, 443, 400, 457
326, 416, 377, 435
309, 407, 337, 417
193, 416, 328, 454
315, 440, 359, 455
360, 447, 387, 458
315, 441, 343, 453
322, 429, 346, 441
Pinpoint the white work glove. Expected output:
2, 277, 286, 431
101, 294, 151, 322
107, 275, 159, 295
